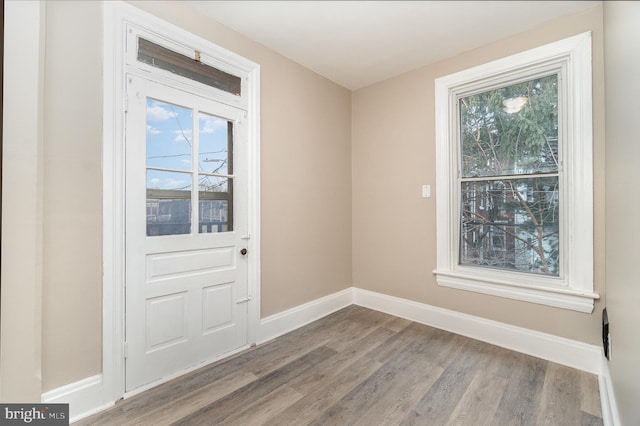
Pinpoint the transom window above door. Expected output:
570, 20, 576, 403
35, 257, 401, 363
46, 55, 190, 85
145, 98, 234, 236
137, 37, 242, 96
434, 32, 598, 313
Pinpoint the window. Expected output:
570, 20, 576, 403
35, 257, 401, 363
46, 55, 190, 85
145, 98, 234, 236
434, 32, 598, 313
459, 74, 560, 276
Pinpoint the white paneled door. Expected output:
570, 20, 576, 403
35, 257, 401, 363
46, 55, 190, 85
125, 74, 249, 392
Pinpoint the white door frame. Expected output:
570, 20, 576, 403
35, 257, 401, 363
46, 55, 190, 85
102, 1, 260, 402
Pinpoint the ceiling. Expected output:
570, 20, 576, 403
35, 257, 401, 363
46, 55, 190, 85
184, 1, 600, 91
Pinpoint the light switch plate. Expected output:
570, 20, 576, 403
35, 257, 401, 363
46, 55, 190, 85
422, 184, 431, 198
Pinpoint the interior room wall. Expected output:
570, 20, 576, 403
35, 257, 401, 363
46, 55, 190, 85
129, 0, 353, 318
1, 0, 46, 402
603, 2, 640, 424
12, 0, 609, 399
41, 0, 103, 394
352, 5, 605, 345
39, 0, 352, 392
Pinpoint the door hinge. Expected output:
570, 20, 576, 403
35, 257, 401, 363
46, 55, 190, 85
241, 234, 251, 240
124, 342, 129, 359
124, 96, 129, 113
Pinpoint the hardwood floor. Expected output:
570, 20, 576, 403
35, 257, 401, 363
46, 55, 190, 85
77, 306, 603, 425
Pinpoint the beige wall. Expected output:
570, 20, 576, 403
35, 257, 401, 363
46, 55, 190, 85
35, 0, 352, 392
41, 0, 103, 393
128, 1, 353, 318
603, 2, 640, 424
1, 0, 46, 401
352, 6, 605, 344
7, 0, 610, 398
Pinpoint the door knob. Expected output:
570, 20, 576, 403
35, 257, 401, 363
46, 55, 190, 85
240, 248, 248, 256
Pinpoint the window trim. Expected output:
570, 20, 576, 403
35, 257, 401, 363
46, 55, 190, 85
434, 32, 598, 313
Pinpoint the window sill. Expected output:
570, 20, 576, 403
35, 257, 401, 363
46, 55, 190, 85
433, 269, 599, 313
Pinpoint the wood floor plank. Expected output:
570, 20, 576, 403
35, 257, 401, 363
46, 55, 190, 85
537, 362, 584, 425
367, 321, 448, 364
403, 338, 493, 425
324, 319, 382, 353
287, 326, 395, 396
580, 371, 603, 418
248, 314, 359, 377
170, 346, 336, 425
351, 358, 444, 426
74, 355, 257, 426
222, 384, 304, 426
312, 335, 454, 426
363, 322, 420, 363
270, 357, 383, 425
582, 411, 605, 426
379, 314, 413, 332
125, 369, 258, 426
492, 353, 547, 426
348, 307, 397, 327
78, 306, 603, 426
452, 343, 541, 426
445, 367, 509, 425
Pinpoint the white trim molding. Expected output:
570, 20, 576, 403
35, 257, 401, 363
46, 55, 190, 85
434, 32, 597, 313
258, 288, 353, 344
41, 375, 113, 423
1, 0, 46, 401
599, 358, 622, 426
52, 287, 606, 421
259, 287, 603, 375
353, 288, 602, 375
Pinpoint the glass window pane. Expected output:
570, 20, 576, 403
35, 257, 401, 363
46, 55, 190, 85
199, 112, 232, 175
460, 74, 558, 178
460, 177, 559, 276
198, 176, 232, 233
146, 170, 192, 236
146, 98, 193, 170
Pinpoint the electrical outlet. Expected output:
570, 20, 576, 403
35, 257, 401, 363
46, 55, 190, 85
602, 308, 610, 360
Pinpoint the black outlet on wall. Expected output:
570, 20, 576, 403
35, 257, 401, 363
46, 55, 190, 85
602, 308, 610, 360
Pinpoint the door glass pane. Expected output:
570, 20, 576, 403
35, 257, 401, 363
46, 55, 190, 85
199, 112, 232, 175
459, 74, 558, 178
146, 98, 193, 170
146, 170, 192, 236
198, 176, 232, 233
460, 176, 560, 276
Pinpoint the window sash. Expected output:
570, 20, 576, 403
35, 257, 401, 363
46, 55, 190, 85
454, 71, 563, 278
138, 37, 242, 96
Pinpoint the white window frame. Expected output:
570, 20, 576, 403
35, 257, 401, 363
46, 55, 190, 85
434, 32, 598, 313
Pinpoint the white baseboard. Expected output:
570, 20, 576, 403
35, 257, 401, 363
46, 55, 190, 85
41, 374, 113, 423
45, 287, 354, 423
46, 286, 608, 423
353, 288, 603, 375
599, 357, 622, 426
258, 288, 353, 343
